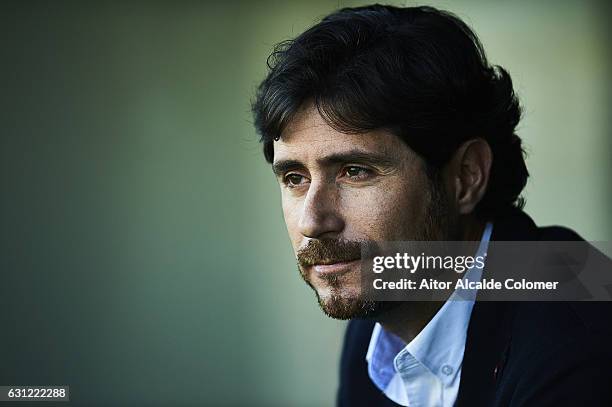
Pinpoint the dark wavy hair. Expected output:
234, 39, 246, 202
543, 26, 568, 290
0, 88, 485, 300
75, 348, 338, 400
252, 4, 528, 219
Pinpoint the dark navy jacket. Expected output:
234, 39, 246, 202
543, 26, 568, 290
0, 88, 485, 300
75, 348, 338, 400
338, 209, 612, 406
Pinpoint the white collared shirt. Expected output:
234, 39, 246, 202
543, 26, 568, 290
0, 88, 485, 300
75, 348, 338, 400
365, 222, 493, 407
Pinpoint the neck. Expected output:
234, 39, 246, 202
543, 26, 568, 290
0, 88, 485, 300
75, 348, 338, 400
378, 215, 486, 344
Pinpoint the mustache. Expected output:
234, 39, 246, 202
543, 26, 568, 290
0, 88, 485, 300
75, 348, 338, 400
297, 239, 363, 267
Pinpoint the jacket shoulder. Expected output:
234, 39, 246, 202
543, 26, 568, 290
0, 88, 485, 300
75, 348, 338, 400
537, 225, 584, 241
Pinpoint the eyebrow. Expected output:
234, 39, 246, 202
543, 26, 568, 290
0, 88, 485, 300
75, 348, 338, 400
271, 149, 396, 177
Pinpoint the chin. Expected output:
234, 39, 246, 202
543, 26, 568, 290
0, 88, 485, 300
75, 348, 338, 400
301, 265, 393, 320
314, 288, 379, 320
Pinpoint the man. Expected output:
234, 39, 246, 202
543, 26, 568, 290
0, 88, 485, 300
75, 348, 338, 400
251, 5, 612, 406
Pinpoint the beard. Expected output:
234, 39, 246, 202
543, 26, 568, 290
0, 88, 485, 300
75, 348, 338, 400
297, 172, 453, 320
298, 254, 385, 320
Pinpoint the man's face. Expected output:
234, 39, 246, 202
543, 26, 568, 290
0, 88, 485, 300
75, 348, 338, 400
272, 104, 451, 319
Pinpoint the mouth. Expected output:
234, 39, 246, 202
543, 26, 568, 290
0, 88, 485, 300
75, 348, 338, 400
311, 259, 361, 276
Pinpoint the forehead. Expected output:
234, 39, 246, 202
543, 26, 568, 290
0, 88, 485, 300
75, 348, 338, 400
274, 104, 409, 162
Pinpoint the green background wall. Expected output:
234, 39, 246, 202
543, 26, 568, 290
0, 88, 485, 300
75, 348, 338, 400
1, 1, 610, 406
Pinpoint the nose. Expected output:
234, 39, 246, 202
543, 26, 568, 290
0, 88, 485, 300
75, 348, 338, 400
298, 180, 345, 239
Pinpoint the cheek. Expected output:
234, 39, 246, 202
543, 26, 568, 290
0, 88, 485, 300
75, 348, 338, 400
281, 194, 303, 248
340, 181, 428, 241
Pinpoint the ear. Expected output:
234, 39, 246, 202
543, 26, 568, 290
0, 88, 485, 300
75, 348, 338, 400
448, 138, 492, 215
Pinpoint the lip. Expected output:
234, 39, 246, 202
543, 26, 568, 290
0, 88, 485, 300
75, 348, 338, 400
312, 259, 361, 276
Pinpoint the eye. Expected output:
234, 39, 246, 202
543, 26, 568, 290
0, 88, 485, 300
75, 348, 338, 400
283, 173, 308, 187
342, 166, 372, 180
